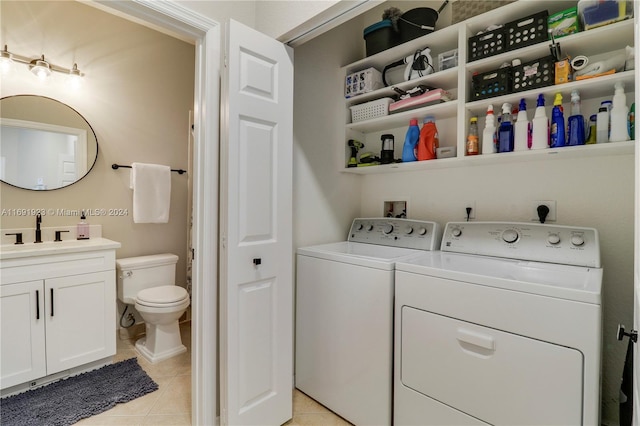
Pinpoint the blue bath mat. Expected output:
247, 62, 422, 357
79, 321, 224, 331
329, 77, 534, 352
0, 358, 158, 426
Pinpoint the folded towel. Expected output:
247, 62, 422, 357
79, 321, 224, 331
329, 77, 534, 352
130, 162, 171, 224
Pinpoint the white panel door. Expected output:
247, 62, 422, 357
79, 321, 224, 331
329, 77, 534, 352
0, 280, 46, 389
220, 19, 293, 426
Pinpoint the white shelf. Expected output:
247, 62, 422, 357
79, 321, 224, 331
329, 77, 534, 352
341, 141, 635, 174
339, 1, 636, 174
347, 100, 458, 133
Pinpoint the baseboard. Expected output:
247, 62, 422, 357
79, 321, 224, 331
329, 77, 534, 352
118, 323, 145, 340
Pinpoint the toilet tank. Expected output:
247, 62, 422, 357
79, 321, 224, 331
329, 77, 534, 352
116, 253, 179, 304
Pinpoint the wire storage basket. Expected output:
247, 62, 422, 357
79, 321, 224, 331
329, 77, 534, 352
350, 97, 394, 123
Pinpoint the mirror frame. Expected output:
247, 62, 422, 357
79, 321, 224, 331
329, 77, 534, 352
0, 95, 98, 191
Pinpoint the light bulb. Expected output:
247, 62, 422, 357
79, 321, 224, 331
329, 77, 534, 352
29, 57, 51, 80
0, 46, 13, 75
66, 64, 83, 90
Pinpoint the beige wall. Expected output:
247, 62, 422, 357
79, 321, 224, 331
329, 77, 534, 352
0, 1, 195, 288
293, 9, 635, 425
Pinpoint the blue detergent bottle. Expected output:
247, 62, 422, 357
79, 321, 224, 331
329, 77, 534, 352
402, 118, 420, 162
550, 93, 566, 148
498, 102, 514, 152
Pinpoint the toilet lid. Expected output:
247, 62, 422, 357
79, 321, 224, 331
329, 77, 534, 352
136, 285, 189, 305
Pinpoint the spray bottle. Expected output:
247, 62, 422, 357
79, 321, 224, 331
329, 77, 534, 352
482, 104, 497, 154
498, 103, 514, 152
609, 82, 630, 142
550, 93, 565, 148
586, 115, 597, 144
629, 103, 635, 140
567, 90, 585, 146
402, 119, 420, 162
531, 94, 549, 150
514, 98, 531, 151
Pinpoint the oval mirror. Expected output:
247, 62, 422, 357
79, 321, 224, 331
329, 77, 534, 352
0, 95, 98, 191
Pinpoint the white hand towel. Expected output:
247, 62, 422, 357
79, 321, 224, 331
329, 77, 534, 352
130, 162, 171, 224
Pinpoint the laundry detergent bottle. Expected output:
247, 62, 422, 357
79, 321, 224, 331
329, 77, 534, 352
417, 116, 438, 160
402, 118, 420, 162
550, 93, 565, 148
514, 98, 531, 151
498, 102, 514, 153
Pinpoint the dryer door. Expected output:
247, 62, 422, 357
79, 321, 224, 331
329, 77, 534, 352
400, 306, 583, 425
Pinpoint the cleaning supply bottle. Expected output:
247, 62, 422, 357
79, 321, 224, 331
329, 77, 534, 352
531, 94, 549, 150
586, 114, 597, 144
629, 103, 635, 140
609, 82, 630, 142
498, 102, 514, 152
482, 104, 497, 154
77, 211, 89, 240
402, 118, 420, 162
417, 115, 438, 161
514, 98, 531, 151
466, 116, 479, 155
550, 93, 565, 148
567, 90, 585, 146
597, 105, 609, 143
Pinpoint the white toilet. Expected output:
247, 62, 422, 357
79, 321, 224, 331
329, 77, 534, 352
116, 253, 190, 363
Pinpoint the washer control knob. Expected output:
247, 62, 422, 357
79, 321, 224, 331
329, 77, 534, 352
404, 226, 414, 235
502, 229, 519, 243
571, 235, 585, 246
383, 224, 394, 235
548, 233, 561, 245
418, 227, 427, 236
451, 228, 462, 237
355, 223, 363, 231
366, 224, 374, 231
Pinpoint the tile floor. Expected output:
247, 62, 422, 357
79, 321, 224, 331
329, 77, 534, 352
75, 322, 350, 426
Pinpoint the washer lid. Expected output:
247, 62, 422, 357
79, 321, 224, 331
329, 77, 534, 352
297, 241, 424, 270
136, 285, 189, 304
396, 251, 602, 304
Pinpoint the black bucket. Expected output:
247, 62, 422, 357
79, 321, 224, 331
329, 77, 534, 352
398, 8, 439, 43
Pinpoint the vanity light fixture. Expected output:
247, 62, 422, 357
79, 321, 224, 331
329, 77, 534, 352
29, 55, 52, 80
0, 45, 84, 82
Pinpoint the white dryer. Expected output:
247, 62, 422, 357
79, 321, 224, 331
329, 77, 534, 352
296, 218, 441, 426
394, 221, 603, 425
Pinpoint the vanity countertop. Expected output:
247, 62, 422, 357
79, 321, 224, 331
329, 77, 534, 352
0, 238, 121, 260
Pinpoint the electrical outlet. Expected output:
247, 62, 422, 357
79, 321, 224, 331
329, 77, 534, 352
532, 200, 556, 222
464, 201, 476, 220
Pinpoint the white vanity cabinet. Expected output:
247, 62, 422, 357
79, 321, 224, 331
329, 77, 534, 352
0, 239, 120, 393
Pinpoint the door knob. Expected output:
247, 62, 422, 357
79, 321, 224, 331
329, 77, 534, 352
253, 258, 262, 266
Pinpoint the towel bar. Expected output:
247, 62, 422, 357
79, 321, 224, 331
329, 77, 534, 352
111, 164, 186, 174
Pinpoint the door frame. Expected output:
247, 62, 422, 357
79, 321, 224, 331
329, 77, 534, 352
92, 1, 220, 424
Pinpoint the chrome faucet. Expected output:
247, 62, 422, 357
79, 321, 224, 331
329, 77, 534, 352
35, 213, 42, 243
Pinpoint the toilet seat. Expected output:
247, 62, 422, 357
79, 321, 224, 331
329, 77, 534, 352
136, 285, 189, 308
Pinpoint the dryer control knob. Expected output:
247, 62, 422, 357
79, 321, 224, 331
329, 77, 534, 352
366, 224, 374, 231
383, 224, 394, 234
571, 235, 585, 246
356, 223, 363, 231
502, 229, 519, 243
418, 227, 427, 236
548, 234, 561, 245
404, 226, 414, 235
451, 228, 462, 237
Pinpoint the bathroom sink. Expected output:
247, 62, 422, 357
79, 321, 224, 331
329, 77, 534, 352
0, 238, 121, 260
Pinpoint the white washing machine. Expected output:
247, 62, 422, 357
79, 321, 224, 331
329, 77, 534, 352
394, 221, 603, 426
296, 218, 441, 426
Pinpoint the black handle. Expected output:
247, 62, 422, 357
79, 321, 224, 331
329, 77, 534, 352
618, 324, 637, 343
5, 232, 23, 244
54, 230, 70, 242
253, 258, 262, 266
36, 290, 40, 320
50, 288, 54, 317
